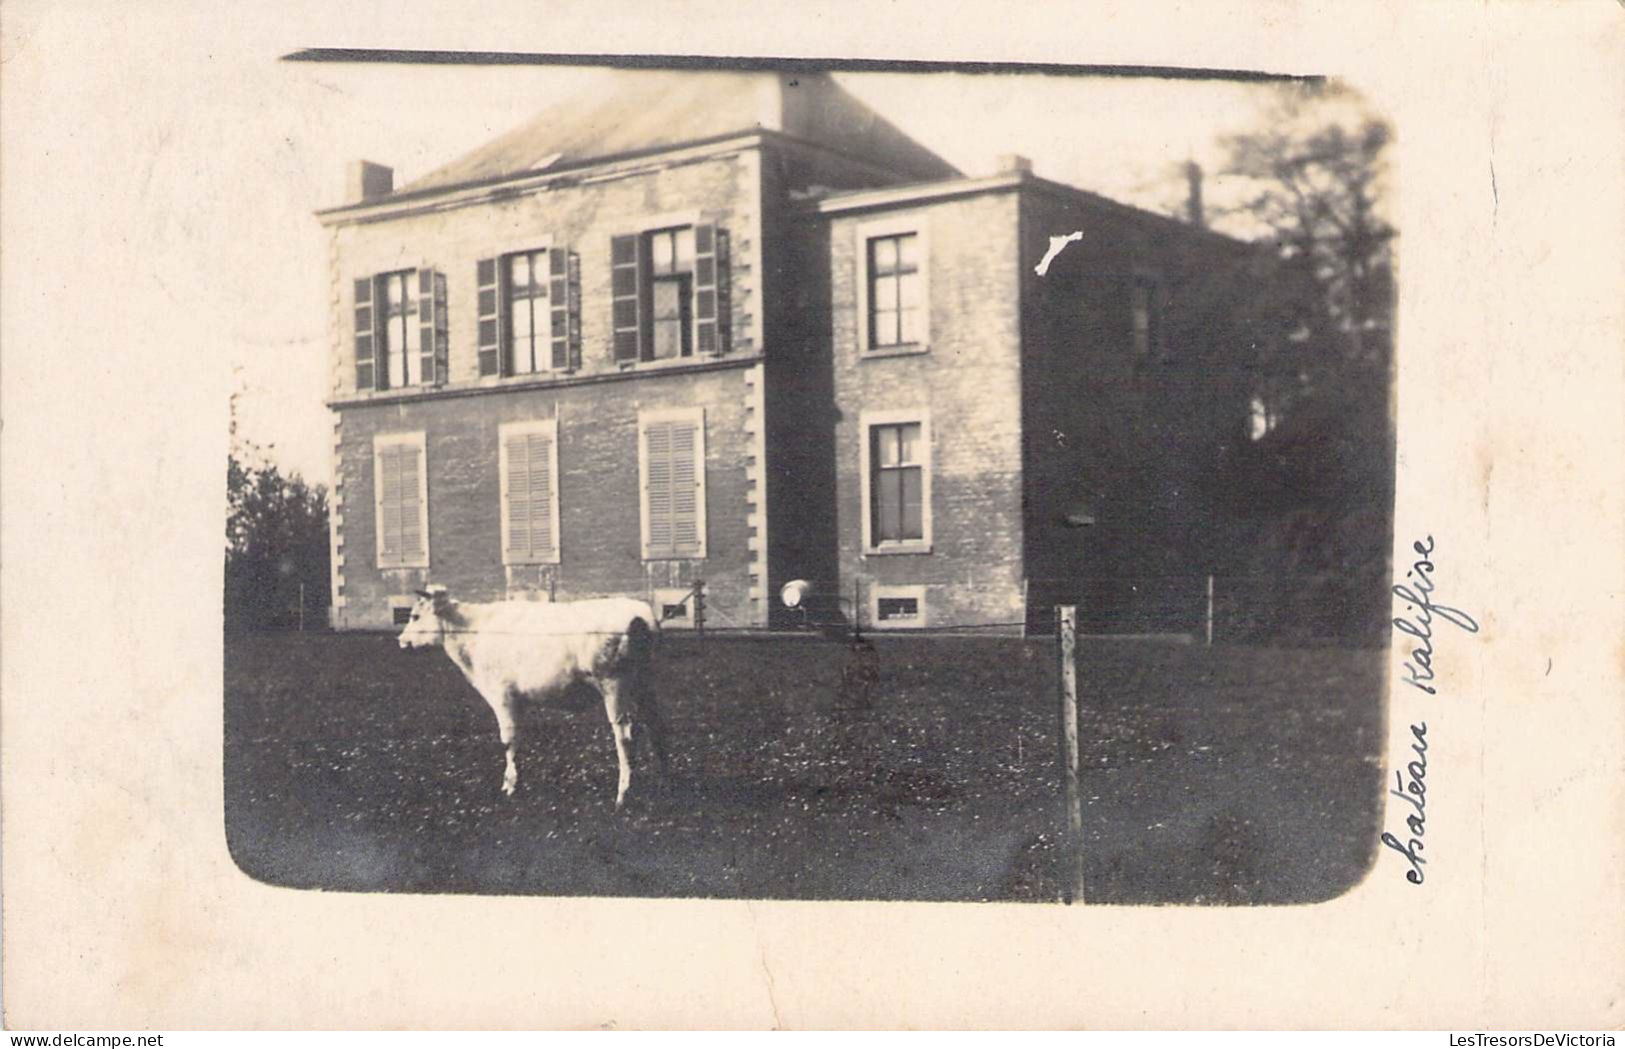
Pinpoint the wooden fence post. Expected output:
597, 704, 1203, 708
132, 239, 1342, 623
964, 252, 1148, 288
693, 579, 706, 642
1057, 604, 1085, 904
1205, 574, 1215, 647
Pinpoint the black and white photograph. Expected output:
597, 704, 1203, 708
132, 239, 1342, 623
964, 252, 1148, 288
223, 57, 1396, 905
4, 0, 1622, 1032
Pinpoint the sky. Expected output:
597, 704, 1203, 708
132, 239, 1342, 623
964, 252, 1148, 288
232, 60, 1320, 487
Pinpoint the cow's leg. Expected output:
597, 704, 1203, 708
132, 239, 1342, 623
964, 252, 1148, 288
632, 666, 669, 778
598, 678, 637, 808
491, 691, 521, 797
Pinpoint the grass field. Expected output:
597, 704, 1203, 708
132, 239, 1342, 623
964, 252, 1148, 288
224, 630, 1385, 904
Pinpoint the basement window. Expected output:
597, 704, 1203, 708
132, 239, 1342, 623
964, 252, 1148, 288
877, 597, 919, 621
393, 606, 413, 626
870, 585, 928, 629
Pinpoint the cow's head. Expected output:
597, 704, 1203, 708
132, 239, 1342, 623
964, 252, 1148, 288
398, 585, 454, 651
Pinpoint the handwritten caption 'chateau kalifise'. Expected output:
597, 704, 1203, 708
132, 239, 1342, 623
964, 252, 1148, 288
1383, 535, 1480, 886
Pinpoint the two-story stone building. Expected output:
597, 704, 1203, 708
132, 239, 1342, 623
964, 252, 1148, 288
320, 70, 1256, 633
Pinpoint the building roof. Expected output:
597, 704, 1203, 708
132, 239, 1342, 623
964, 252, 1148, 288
398, 70, 962, 196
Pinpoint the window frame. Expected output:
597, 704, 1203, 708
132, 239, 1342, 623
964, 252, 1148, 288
869, 584, 929, 630
855, 214, 931, 357
611, 210, 732, 369
498, 418, 562, 566
859, 408, 933, 555
372, 431, 430, 570
645, 225, 696, 361
637, 406, 708, 561
376, 269, 421, 390
480, 234, 559, 380
501, 248, 555, 377
652, 586, 701, 631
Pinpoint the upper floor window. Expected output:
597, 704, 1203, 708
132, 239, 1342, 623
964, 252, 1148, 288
648, 227, 696, 360
611, 221, 729, 365
354, 269, 446, 392
379, 271, 420, 386
856, 215, 930, 356
506, 250, 550, 375
868, 233, 922, 348
477, 248, 581, 378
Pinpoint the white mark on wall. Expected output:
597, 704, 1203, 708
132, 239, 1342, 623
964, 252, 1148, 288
1034, 230, 1084, 276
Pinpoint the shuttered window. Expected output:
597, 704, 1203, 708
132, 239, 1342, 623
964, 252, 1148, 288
500, 421, 560, 564
610, 234, 643, 363
353, 278, 375, 390
548, 247, 581, 372
374, 433, 428, 568
613, 223, 729, 365
477, 257, 502, 377
479, 246, 578, 379
640, 409, 706, 560
354, 269, 444, 391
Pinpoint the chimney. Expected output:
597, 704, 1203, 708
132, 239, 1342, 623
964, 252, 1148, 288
996, 153, 1033, 176
348, 160, 394, 204
1184, 160, 1205, 227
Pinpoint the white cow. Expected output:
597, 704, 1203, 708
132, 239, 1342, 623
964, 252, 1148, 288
397, 586, 667, 808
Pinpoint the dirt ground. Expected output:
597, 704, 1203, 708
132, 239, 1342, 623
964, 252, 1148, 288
224, 630, 1385, 904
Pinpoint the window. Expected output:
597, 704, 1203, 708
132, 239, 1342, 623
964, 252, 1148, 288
499, 419, 561, 565
639, 408, 707, 560
353, 269, 445, 391
653, 587, 701, 630
868, 233, 922, 348
870, 585, 928, 629
610, 222, 728, 365
648, 227, 695, 360
871, 423, 923, 542
856, 215, 930, 354
505, 250, 549, 375
379, 271, 420, 387
373, 432, 429, 569
477, 248, 580, 378
860, 409, 932, 553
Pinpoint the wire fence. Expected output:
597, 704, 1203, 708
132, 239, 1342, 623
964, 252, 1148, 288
243, 570, 1386, 646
